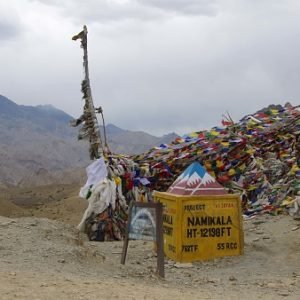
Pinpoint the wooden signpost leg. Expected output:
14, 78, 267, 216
156, 202, 165, 278
121, 203, 133, 264
120, 234, 129, 265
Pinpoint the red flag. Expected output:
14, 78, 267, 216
222, 119, 233, 126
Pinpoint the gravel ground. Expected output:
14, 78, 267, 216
0, 212, 300, 299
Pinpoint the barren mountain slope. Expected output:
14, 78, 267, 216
0, 95, 178, 186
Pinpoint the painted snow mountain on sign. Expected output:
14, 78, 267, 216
167, 162, 227, 195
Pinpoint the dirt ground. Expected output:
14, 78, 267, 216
0, 185, 300, 300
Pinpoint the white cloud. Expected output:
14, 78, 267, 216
30, 0, 219, 23
1, 0, 300, 136
138, 0, 218, 16
0, 3, 23, 42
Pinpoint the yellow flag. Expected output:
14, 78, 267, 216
239, 163, 246, 171
216, 160, 224, 168
210, 130, 219, 136
246, 148, 255, 155
189, 132, 198, 138
270, 109, 279, 115
221, 142, 229, 147
114, 176, 122, 185
228, 168, 236, 176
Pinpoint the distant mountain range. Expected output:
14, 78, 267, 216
0, 95, 178, 186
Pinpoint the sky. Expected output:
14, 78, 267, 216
1, 0, 300, 136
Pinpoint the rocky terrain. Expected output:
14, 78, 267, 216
0, 184, 300, 299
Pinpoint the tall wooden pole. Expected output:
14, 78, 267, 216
72, 25, 103, 159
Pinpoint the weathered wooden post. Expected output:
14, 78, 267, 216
71, 25, 104, 160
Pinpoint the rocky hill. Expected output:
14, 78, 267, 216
0, 95, 178, 186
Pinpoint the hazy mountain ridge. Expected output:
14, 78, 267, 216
104, 124, 178, 154
0, 95, 178, 186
